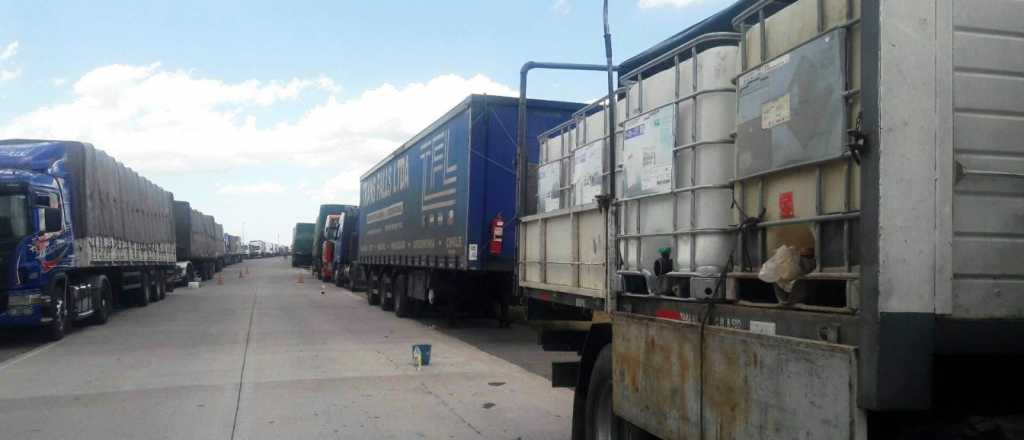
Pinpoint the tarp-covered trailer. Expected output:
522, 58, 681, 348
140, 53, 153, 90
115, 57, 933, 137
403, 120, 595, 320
291, 223, 315, 267
357, 94, 584, 322
173, 201, 220, 283
0, 140, 176, 340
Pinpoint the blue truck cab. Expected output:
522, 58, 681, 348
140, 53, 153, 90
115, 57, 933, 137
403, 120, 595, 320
0, 140, 178, 340
328, 206, 361, 289
0, 166, 74, 329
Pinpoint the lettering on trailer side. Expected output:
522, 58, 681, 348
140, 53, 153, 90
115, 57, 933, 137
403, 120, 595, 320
362, 155, 410, 206
419, 129, 458, 217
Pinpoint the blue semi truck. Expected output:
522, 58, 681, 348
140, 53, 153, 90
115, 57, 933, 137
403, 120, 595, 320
323, 205, 360, 289
0, 140, 177, 340
356, 95, 583, 323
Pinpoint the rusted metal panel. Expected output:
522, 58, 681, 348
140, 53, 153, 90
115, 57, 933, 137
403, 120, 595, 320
612, 312, 862, 440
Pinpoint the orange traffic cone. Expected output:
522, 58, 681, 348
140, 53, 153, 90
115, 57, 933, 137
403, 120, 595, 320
217, 274, 224, 285
297, 273, 304, 284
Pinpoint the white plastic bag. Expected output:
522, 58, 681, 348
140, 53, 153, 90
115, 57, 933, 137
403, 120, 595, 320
758, 245, 803, 293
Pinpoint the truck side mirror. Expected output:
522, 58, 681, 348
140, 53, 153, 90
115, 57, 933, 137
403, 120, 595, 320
43, 208, 62, 233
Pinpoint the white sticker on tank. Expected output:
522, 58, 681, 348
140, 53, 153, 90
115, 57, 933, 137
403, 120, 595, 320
761, 94, 791, 129
749, 320, 776, 335
764, 53, 789, 73
468, 243, 478, 261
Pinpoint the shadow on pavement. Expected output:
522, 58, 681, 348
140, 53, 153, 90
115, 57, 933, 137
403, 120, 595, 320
340, 287, 579, 381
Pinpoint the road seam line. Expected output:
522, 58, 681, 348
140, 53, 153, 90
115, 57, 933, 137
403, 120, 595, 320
0, 341, 60, 373
419, 382, 484, 437
229, 284, 259, 440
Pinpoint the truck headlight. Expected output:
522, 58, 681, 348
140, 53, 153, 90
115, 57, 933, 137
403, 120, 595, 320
8, 293, 48, 306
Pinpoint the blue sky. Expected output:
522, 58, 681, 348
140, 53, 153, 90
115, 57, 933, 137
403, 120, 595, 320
0, 0, 733, 244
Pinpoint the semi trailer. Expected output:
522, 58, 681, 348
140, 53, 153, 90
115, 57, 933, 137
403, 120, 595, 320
173, 201, 223, 283
357, 94, 584, 322
0, 140, 176, 340
291, 223, 314, 266
519, 0, 1024, 438
223, 233, 243, 265
311, 204, 344, 279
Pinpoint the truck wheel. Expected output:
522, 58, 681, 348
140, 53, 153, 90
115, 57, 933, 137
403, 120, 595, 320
137, 273, 151, 307
156, 277, 166, 301
394, 274, 414, 318
346, 267, 360, 292
585, 345, 651, 440
333, 269, 343, 287
380, 276, 395, 311
367, 276, 381, 306
89, 276, 112, 325
44, 282, 69, 341
149, 272, 160, 303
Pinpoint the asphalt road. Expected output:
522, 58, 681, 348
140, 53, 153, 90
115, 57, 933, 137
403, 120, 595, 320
0, 258, 575, 439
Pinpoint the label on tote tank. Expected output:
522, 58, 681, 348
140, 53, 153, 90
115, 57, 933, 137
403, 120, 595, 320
761, 93, 791, 129
623, 105, 675, 198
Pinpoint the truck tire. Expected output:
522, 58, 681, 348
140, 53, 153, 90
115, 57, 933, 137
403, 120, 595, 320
585, 345, 652, 440
156, 276, 166, 301
380, 276, 395, 311
334, 268, 343, 287
136, 273, 151, 307
367, 276, 381, 306
394, 274, 414, 318
44, 281, 69, 341
89, 275, 112, 325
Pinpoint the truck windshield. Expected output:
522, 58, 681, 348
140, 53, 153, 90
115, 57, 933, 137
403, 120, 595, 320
0, 193, 29, 240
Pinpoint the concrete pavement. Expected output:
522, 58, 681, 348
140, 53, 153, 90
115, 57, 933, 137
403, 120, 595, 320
0, 258, 574, 439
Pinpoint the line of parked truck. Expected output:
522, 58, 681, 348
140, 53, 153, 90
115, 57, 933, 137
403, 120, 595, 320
292, 0, 1024, 438
0, 140, 251, 341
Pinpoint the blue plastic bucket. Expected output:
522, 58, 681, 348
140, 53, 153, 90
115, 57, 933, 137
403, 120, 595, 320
412, 344, 432, 366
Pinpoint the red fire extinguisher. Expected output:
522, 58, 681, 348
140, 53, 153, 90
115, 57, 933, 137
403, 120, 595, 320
489, 214, 505, 255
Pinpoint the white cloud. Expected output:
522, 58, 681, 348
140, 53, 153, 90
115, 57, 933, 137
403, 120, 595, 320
637, 0, 709, 8
0, 69, 19, 81
0, 41, 18, 61
216, 182, 286, 195
313, 170, 363, 205
0, 64, 515, 180
0, 41, 20, 81
552, 0, 571, 15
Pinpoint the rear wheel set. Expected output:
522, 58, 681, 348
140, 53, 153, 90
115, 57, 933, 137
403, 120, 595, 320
393, 274, 417, 318
89, 275, 112, 326
367, 276, 381, 306
585, 345, 653, 440
136, 272, 151, 307
380, 276, 395, 311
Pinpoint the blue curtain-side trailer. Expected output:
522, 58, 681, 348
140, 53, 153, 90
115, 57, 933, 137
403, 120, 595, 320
357, 95, 583, 323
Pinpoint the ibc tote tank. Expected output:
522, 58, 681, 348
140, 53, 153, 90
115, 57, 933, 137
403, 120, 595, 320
616, 34, 740, 298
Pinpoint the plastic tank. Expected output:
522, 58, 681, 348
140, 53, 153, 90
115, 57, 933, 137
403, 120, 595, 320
615, 35, 740, 297
730, 0, 862, 307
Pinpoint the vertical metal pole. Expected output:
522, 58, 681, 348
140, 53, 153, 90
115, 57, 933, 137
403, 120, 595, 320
603, 0, 618, 312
